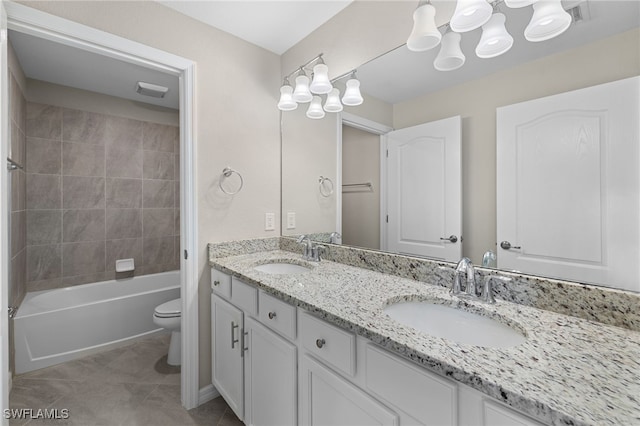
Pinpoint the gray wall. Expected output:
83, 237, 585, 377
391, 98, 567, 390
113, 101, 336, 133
25, 101, 180, 292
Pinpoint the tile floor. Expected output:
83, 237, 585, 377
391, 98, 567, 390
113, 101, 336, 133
9, 334, 244, 426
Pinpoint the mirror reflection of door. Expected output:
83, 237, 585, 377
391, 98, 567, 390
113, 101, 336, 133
385, 116, 462, 262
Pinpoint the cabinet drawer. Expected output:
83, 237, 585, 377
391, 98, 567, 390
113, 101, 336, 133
365, 343, 457, 425
299, 310, 356, 377
258, 291, 296, 340
211, 268, 231, 299
231, 277, 257, 316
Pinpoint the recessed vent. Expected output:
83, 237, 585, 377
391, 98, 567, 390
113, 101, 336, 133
136, 81, 169, 98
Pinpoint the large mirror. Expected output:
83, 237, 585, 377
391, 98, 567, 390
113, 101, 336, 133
281, 0, 640, 291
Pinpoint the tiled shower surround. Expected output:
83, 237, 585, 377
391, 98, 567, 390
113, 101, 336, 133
25, 102, 180, 292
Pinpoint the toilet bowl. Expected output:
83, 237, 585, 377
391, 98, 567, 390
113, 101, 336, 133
153, 298, 181, 366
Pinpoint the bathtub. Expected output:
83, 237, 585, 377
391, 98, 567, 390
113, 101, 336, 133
14, 271, 180, 374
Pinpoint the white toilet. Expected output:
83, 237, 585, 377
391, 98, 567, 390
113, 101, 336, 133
153, 298, 181, 366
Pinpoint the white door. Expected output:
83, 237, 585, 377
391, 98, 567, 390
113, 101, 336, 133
497, 77, 640, 292
385, 116, 462, 261
243, 317, 297, 426
211, 295, 244, 421
300, 355, 398, 426
0, 0, 9, 418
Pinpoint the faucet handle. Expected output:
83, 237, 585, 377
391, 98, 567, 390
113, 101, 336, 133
481, 275, 511, 304
311, 245, 326, 262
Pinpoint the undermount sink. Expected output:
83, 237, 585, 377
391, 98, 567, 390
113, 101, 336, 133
253, 261, 312, 275
383, 301, 526, 348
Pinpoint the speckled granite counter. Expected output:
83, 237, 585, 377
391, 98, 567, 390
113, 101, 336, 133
209, 247, 640, 426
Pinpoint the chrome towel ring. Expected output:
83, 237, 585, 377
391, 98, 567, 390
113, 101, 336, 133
319, 176, 334, 197
219, 167, 244, 195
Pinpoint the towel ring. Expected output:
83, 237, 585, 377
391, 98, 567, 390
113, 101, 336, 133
319, 176, 334, 197
219, 167, 244, 195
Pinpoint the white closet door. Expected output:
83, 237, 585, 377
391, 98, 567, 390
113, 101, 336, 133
385, 116, 462, 262
497, 76, 639, 292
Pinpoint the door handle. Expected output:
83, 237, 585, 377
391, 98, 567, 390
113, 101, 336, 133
440, 235, 458, 243
231, 322, 239, 348
500, 241, 521, 250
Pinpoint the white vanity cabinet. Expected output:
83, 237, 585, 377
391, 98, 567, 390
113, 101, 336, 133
211, 270, 297, 425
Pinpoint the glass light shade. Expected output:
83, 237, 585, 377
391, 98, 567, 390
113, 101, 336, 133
306, 96, 325, 119
277, 84, 298, 111
407, 3, 442, 52
310, 63, 333, 94
450, 0, 493, 32
525, 0, 572, 42
504, 0, 534, 7
476, 13, 513, 58
324, 88, 343, 113
342, 78, 364, 106
292, 74, 312, 103
434, 32, 465, 71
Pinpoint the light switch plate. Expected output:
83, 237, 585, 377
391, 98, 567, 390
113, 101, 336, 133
287, 212, 296, 229
265, 212, 275, 231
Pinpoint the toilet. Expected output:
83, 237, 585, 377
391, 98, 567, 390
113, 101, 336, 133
153, 298, 181, 366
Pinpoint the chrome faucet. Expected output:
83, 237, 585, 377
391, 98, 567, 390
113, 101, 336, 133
481, 275, 511, 304
452, 257, 477, 297
329, 232, 341, 244
297, 235, 313, 260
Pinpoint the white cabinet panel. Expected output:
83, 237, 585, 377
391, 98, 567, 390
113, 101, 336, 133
212, 294, 244, 421
244, 316, 297, 426
301, 355, 398, 426
231, 277, 258, 316
497, 76, 640, 291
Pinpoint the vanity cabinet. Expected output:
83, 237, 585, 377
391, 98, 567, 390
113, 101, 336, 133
211, 271, 297, 425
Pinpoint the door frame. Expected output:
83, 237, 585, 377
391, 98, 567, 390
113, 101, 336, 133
2, 2, 200, 410
340, 112, 393, 249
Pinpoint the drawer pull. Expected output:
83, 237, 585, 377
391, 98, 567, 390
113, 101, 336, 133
268, 311, 277, 319
316, 338, 326, 349
213, 280, 220, 286
242, 330, 249, 357
231, 322, 239, 349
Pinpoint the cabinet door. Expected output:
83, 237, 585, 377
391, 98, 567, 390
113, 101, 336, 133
212, 295, 244, 421
244, 317, 297, 426
301, 355, 398, 426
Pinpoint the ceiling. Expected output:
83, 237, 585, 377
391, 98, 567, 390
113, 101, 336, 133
357, 0, 640, 104
159, 0, 353, 55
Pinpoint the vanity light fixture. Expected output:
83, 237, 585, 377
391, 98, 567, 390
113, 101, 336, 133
309, 58, 333, 94
323, 88, 344, 112
292, 70, 313, 103
503, 0, 533, 7
524, 0, 572, 42
476, 9, 513, 58
306, 96, 326, 119
434, 29, 466, 71
407, 0, 442, 52
450, 0, 493, 33
341, 71, 364, 106
277, 77, 298, 111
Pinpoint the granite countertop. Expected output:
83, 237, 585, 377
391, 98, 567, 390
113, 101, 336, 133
210, 249, 640, 426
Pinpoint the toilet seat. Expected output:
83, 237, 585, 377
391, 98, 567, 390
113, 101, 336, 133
154, 298, 181, 318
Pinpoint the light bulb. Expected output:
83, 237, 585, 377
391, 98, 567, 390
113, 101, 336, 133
434, 31, 465, 71
324, 88, 343, 113
450, 0, 493, 32
504, 0, 534, 8
407, 3, 442, 52
525, 0, 572, 42
341, 77, 363, 106
306, 96, 325, 119
277, 84, 297, 111
476, 13, 513, 58
310, 63, 332, 94
292, 74, 312, 103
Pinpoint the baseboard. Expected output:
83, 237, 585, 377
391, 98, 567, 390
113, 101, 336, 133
198, 384, 220, 405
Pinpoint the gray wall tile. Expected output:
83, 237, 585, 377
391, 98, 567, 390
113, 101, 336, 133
62, 109, 107, 145
10, 249, 27, 306
26, 138, 61, 174
106, 178, 142, 208
27, 244, 62, 282
63, 272, 115, 287
106, 238, 142, 272
27, 210, 62, 246
143, 180, 173, 208
62, 142, 105, 177
143, 122, 178, 153
143, 237, 174, 266
174, 210, 180, 236
106, 146, 142, 179
106, 209, 142, 239
62, 176, 105, 209
11, 120, 25, 167
27, 277, 63, 293
62, 241, 106, 277
11, 211, 26, 256
26, 103, 62, 140
27, 174, 61, 210
143, 209, 174, 238
63, 209, 105, 242
105, 116, 143, 150
143, 151, 174, 180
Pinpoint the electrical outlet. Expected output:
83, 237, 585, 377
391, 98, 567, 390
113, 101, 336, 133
265, 212, 275, 231
287, 212, 296, 230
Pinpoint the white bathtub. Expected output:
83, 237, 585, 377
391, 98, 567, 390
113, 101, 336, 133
14, 271, 180, 374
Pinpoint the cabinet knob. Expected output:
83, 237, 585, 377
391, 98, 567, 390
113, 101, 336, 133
268, 311, 277, 320
316, 338, 326, 349
213, 280, 220, 286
